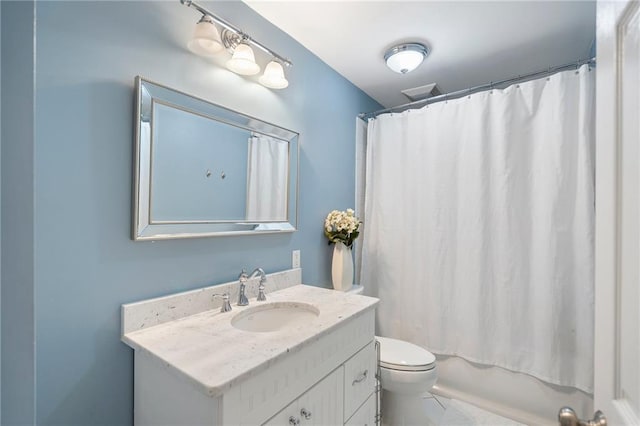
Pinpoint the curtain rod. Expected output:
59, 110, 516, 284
180, 0, 292, 67
359, 57, 596, 121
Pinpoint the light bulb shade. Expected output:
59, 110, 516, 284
384, 43, 429, 74
259, 61, 289, 89
226, 43, 260, 75
188, 16, 223, 57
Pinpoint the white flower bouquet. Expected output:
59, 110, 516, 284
324, 208, 361, 248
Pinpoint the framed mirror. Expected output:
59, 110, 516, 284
132, 77, 299, 240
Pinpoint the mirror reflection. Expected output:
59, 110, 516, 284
133, 77, 298, 240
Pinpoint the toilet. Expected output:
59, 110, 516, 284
376, 336, 437, 425
346, 285, 438, 425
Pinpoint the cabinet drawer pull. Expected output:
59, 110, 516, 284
289, 416, 300, 425
300, 408, 312, 420
352, 369, 368, 385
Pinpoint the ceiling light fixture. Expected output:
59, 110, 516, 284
384, 43, 429, 74
180, 0, 292, 88
188, 15, 223, 56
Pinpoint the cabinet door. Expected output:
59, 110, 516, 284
297, 367, 344, 426
263, 367, 344, 426
263, 397, 298, 426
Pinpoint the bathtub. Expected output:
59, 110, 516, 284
431, 355, 593, 425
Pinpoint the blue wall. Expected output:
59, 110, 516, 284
0, 0, 3, 421
152, 105, 249, 221
1, 2, 36, 424
2, 1, 382, 424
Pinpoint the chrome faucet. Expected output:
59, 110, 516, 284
248, 267, 268, 301
237, 270, 249, 306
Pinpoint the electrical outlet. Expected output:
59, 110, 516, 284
292, 250, 301, 268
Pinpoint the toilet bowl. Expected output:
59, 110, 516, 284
345, 286, 438, 425
376, 336, 438, 425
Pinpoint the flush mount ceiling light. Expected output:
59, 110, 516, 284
384, 43, 429, 74
188, 15, 223, 56
180, 0, 292, 88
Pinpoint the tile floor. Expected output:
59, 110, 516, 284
423, 394, 525, 426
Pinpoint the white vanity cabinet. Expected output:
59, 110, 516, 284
122, 280, 379, 426
131, 303, 377, 426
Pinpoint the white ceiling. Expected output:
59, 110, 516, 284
245, 1, 596, 109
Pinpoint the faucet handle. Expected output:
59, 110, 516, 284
237, 269, 249, 306
212, 293, 232, 313
257, 275, 267, 302
257, 283, 266, 301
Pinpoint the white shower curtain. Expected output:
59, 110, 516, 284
246, 134, 288, 221
361, 65, 595, 392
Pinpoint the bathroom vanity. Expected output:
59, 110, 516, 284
121, 269, 379, 425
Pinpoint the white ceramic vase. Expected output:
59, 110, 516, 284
331, 242, 354, 291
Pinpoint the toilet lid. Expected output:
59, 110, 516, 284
376, 336, 436, 372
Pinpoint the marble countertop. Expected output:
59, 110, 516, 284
122, 284, 378, 397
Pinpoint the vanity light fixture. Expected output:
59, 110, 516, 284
188, 15, 223, 56
384, 43, 429, 74
259, 60, 289, 89
226, 41, 261, 76
180, 0, 292, 88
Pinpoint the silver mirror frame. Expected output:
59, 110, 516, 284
132, 76, 299, 241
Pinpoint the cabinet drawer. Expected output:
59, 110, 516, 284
344, 393, 375, 426
343, 341, 376, 420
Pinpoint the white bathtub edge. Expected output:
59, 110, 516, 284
432, 384, 554, 426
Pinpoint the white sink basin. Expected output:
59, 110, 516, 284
231, 302, 320, 333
